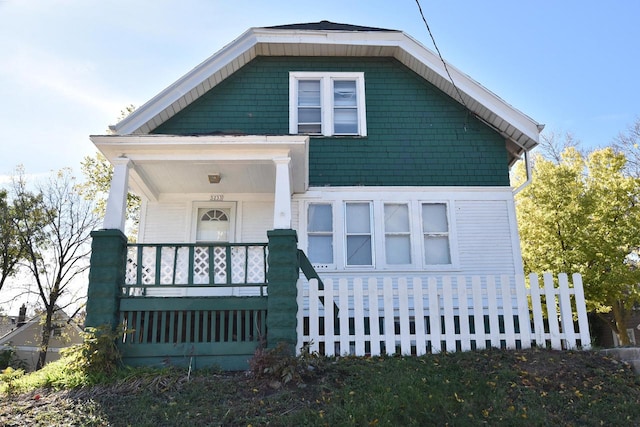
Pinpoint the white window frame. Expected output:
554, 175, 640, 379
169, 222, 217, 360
344, 201, 375, 268
289, 72, 367, 137
420, 201, 454, 268
306, 202, 336, 269
382, 202, 413, 266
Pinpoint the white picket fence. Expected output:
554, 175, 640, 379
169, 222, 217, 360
296, 273, 590, 356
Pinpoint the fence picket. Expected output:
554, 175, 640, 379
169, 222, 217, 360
514, 274, 532, 349
457, 277, 471, 351
471, 276, 485, 350
367, 278, 381, 356
501, 275, 517, 349
398, 278, 412, 354
486, 276, 500, 349
338, 278, 350, 355
427, 277, 441, 353
543, 273, 562, 349
324, 278, 336, 356
442, 277, 456, 352
573, 274, 591, 349
383, 278, 395, 355
354, 278, 366, 355
558, 273, 577, 349
528, 274, 545, 346
413, 277, 427, 355
308, 278, 320, 354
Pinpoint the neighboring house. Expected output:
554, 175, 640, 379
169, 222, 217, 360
91, 21, 542, 280
0, 308, 84, 371
86, 22, 547, 368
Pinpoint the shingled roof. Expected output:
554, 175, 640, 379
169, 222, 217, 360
266, 20, 396, 32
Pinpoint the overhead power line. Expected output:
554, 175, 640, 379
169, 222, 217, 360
414, 0, 470, 112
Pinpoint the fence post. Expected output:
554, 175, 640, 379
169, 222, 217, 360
85, 229, 128, 329
266, 229, 299, 351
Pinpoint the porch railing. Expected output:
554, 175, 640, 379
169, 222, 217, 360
124, 243, 268, 296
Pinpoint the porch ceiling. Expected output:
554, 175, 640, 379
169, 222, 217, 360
90, 134, 309, 201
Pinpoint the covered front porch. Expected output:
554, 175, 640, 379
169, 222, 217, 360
85, 134, 311, 369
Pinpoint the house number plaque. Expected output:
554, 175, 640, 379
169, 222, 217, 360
209, 194, 224, 201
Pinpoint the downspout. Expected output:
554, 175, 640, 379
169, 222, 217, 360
512, 148, 532, 196
512, 123, 545, 196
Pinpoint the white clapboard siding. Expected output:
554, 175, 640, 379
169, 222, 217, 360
297, 273, 590, 356
455, 200, 515, 273
142, 203, 187, 243
240, 201, 273, 242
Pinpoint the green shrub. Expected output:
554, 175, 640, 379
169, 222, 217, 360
0, 346, 27, 371
61, 324, 126, 378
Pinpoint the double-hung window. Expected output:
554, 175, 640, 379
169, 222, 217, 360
422, 203, 451, 265
345, 202, 373, 266
290, 72, 367, 136
384, 203, 411, 265
307, 203, 334, 265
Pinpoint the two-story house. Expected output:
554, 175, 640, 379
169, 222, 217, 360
86, 21, 543, 368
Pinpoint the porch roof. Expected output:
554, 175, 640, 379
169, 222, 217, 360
90, 134, 309, 201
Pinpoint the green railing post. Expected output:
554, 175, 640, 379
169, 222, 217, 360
85, 229, 128, 329
266, 229, 299, 351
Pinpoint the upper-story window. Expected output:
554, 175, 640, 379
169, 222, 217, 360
289, 72, 367, 137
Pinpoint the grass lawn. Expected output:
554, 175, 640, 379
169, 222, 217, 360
2, 348, 640, 426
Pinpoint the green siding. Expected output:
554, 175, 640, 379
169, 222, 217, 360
154, 57, 509, 186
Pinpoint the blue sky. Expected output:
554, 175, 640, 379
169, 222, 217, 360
0, 0, 638, 180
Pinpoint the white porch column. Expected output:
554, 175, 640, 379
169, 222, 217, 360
273, 156, 292, 229
103, 157, 132, 232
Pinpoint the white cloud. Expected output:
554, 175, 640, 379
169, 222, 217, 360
0, 42, 123, 116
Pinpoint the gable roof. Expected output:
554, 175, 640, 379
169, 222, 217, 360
0, 309, 82, 345
112, 21, 542, 156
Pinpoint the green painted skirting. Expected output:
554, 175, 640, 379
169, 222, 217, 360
120, 342, 258, 370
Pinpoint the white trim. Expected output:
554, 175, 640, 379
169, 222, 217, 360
289, 72, 367, 137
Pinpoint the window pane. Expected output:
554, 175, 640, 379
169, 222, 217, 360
385, 235, 411, 264
298, 80, 320, 106
333, 80, 357, 107
298, 107, 321, 123
422, 203, 448, 232
334, 109, 358, 134
298, 123, 322, 134
346, 203, 370, 233
424, 236, 451, 264
384, 204, 409, 232
309, 236, 333, 264
347, 235, 372, 265
308, 204, 332, 232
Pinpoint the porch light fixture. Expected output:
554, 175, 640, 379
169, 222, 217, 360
208, 173, 222, 184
